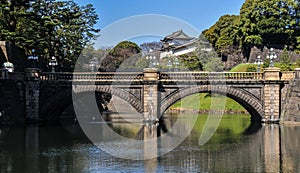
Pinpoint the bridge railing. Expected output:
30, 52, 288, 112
40, 72, 73, 81
40, 71, 299, 82
41, 72, 144, 81
0, 70, 25, 81
92, 72, 144, 81
281, 71, 295, 81
0, 69, 8, 79
160, 72, 264, 81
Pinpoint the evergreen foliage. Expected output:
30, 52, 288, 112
279, 47, 292, 71
203, 0, 300, 58
0, 0, 99, 71
179, 53, 203, 71
99, 41, 141, 71
246, 65, 257, 72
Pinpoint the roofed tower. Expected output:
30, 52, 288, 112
160, 30, 195, 51
161, 30, 194, 43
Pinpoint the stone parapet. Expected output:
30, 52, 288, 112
25, 68, 40, 80
295, 68, 300, 80
143, 68, 159, 81
281, 71, 295, 80
264, 67, 280, 80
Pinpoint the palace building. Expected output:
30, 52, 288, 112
159, 30, 198, 58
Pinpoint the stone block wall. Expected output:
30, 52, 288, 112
248, 46, 300, 63
282, 80, 300, 122
0, 80, 25, 123
264, 84, 281, 121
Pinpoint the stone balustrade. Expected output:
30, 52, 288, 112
160, 72, 264, 81
281, 71, 295, 81
4, 70, 300, 82
40, 72, 144, 81
39, 71, 271, 82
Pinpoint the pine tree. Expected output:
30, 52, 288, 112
279, 47, 292, 71
0, 0, 99, 71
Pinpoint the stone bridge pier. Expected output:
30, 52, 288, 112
143, 68, 160, 122
24, 68, 41, 123
262, 68, 281, 123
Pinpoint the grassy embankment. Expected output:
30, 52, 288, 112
170, 93, 245, 112
229, 63, 254, 72
171, 62, 300, 112
170, 64, 252, 112
230, 63, 300, 72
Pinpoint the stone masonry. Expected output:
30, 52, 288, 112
282, 68, 300, 122
263, 68, 281, 122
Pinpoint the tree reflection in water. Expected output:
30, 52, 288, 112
0, 114, 300, 172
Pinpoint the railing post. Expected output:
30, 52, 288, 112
0, 69, 8, 79
263, 67, 281, 123
24, 68, 41, 123
295, 68, 300, 80
143, 68, 160, 123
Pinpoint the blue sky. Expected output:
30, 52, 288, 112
74, 0, 245, 47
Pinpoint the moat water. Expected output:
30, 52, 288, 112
0, 113, 300, 172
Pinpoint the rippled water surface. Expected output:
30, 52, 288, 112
0, 114, 300, 172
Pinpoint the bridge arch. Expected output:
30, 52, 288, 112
73, 85, 143, 113
161, 85, 264, 121
41, 85, 143, 121
40, 89, 73, 121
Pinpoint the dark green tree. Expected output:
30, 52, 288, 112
203, 15, 240, 53
179, 53, 203, 71
0, 0, 99, 71
99, 41, 141, 71
263, 59, 270, 69
238, 0, 299, 57
0, 0, 31, 45
279, 47, 292, 71
296, 58, 300, 67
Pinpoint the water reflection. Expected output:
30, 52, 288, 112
0, 114, 300, 172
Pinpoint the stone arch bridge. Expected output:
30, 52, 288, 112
0, 68, 299, 123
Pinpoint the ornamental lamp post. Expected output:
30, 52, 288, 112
173, 57, 180, 72
267, 48, 277, 67
146, 49, 159, 68
89, 57, 98, 72
166, 59, 172, 71
28, 49, 38, 68
146, 55, 156, 68
153, 58, 159, 67
49, 56, 58, 72
254, 55, 263, 72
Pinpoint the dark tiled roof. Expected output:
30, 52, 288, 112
161, 30, 194, 42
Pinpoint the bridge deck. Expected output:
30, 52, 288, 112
37, 71, 294, 83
